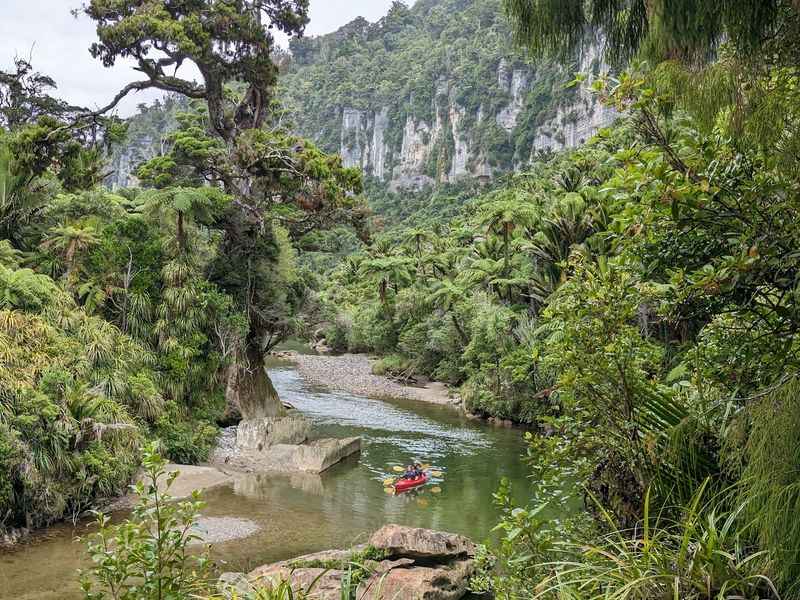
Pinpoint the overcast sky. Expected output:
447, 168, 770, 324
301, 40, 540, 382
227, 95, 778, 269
0, 1, 409, 116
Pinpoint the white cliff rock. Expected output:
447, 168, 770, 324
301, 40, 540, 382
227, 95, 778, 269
235, 416, 311, 452
497, 67, 530, 131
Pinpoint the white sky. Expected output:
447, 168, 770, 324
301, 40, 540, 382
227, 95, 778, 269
0, 1, 410, 116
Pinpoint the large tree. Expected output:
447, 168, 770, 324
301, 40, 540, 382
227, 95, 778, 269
82, 0, 365, 419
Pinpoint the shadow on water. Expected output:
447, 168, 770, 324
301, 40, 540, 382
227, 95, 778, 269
0, 366, 530, 599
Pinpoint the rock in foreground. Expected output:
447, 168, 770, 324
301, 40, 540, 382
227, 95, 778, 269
369, 524, 476, 560
221, 525, 476, 600
357, 559, 475, 600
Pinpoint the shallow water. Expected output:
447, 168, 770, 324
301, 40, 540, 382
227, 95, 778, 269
0, 366, 529, 599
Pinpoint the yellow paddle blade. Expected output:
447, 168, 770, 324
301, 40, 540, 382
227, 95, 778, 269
416, 498, 430, 507
384, 487, 395, 495
431, 486, 442, 494
421, 464, 431, 470
392, 466, 405, 473
382, 478, 396, 486
430, 470, 444, 477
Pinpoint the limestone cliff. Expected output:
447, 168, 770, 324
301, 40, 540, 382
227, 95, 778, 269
106, 95, 187, 190
106, 0, 617, 195
280, 0, 617, 192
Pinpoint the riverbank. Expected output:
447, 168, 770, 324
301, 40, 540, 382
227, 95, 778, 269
0, 463, 237, 550
288, 352, 463, 409
105, 463, 235, 511
0, 364, 528, 600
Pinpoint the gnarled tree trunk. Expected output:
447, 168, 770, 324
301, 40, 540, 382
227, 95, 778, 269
223, 347, 286, 423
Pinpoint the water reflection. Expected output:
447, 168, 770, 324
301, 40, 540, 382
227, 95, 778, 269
0, 366, 529, 599
200, 367, 530, 572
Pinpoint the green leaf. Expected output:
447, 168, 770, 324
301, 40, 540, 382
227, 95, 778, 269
666, 363, 687, 384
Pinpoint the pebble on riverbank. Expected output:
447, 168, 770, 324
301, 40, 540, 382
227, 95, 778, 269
189, 517, 260, 545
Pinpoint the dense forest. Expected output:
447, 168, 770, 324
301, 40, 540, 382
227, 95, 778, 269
2, 0, 800, 599
0, 0, 365, 532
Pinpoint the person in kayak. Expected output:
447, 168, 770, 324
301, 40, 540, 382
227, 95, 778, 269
413, 463, 424, 477
401, 465, 416, 480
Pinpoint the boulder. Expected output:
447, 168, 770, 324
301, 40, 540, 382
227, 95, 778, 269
246, 527, 477, 600
247, 546, 365, 600
356, 558, 475, 600
249, 546, 366, 579
288, 437, 362, 473
363, 557, 415, 574
235, 416, 311, 452
249, 551, 415, 600
369, 525, 476, 561
248, 437, 361, 473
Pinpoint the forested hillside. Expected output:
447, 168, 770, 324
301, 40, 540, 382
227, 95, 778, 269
282, 0, 615, 190
108, 0, 616, 195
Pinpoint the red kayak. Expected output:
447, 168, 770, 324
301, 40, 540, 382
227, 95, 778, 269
393, 472, 428, 493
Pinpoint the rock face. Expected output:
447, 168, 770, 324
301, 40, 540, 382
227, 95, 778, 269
233, 525, 477, 600
530, 43, 617, 153
235, 416, 311, 452
106, 95, 188, 190
297, 55, 617, 193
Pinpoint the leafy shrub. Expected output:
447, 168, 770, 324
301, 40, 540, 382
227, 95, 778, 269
322, 316, 350, 353
346, 304, 397, 353
479, 479, 778, 600
154, 402, 219, 465
80, 443, 213, 599
0, 308, 145, 530
536, 486, 777, 600
371, 354, 414, 377
0, 424, 22, 522
741, 378, 800, 594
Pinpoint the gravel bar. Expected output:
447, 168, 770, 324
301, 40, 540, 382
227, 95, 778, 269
289, 353, 460, 407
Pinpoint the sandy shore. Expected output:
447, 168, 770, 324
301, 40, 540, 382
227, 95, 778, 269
289, 353, 462, 408
105, 463, 234, 511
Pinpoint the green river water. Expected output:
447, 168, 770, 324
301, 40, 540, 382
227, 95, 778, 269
0, 364, 529, 599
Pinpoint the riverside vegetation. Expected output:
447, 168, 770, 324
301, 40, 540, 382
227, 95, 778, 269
0, 0, 365, 534
3, 0, 800, 599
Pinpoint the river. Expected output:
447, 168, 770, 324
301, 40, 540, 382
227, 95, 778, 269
0, 364, 529, 599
